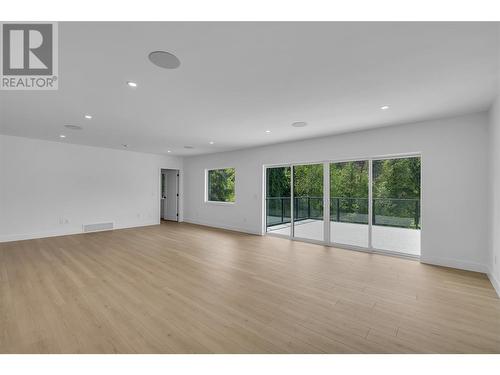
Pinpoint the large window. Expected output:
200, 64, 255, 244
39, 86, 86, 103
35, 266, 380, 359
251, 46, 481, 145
293, 164, 324, 241
372, 157, 421, 255
266, 167, 291, 235
330, 160, 369, 247
265, 155, 421, 257
265, 164, 324, 240
207, 168, 235, 203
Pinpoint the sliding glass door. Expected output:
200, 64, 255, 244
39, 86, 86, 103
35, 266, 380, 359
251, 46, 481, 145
329, 161, 369, 247
371, 157, 421, 256
265, 166, 292, 236
265, 155, 421, 257
292, 164, 324, 241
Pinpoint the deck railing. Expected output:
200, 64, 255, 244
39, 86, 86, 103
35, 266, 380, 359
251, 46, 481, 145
266, 197, 420, 229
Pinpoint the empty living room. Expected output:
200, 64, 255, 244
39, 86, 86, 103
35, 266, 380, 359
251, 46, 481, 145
1, 1, 500, 373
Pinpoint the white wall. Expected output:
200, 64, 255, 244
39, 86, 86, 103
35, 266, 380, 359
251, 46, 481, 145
183, 112, 490, 273
488, 96, 500, 294
0, 134, 182, 242
486, 25, 500, 296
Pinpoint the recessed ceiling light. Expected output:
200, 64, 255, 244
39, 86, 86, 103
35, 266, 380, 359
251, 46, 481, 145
265, 130, 271, 133
59, 134, 66, 138
209, 141, 215, 145
84, 115, 92, 119
167, 150, 172, 153
380, 105, 389, 110
291, 121, 307, 128
148, 51, 181, 69
127, 81, 138, 88
64, 124, 83, 130
122, 144, 128, 148
184, 145, 194, 149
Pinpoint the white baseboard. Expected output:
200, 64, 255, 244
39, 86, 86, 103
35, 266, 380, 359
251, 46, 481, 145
419, 255, 488, 274
0, 221, 159, 243
487, 268, 500, 298
183, 218, 262, 236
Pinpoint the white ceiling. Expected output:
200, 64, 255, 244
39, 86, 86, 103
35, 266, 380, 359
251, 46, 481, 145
1, 22, 499, 156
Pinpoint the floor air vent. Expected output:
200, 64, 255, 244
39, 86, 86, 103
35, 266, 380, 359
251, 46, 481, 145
83, 222, 114, 233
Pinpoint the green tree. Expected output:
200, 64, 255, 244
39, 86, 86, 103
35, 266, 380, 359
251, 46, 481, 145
266, 167, 292, 224
373, 157, 420, 228
330, 161, 368, 223
266, 167, 291, 197
293, 164, 323, 197
330, 161, 368, 198
293, 164, 323, 219
208, 168, 235, 202
266, 157, 421, 229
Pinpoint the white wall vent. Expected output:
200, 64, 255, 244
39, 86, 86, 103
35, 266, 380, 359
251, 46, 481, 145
83, 222, 114, 233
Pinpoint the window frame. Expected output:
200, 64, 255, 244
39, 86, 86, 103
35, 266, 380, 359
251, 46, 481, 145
205, 167, 236, 205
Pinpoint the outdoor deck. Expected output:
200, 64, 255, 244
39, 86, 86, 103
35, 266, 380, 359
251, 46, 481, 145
267, 219, 420, 256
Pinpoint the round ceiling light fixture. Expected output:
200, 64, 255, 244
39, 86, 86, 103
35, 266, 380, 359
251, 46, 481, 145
380, 105, 390, 110
59, 134, 66, 138
148, 51, 181, 69
291, 121, 307, 128
64, 124, 83, 130
84, 114, 92, 119
127, 81, 138, 88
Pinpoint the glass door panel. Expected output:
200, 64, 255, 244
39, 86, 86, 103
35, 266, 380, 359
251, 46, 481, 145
330, 161, 369, 247
372, 157, 421, 255
266, 167, 291, 236
292, 164, 324, 241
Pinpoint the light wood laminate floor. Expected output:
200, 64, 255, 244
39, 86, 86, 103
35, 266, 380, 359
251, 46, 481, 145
0, 221, 499, 353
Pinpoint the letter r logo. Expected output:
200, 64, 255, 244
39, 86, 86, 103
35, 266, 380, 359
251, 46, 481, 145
2, 24, 53, 75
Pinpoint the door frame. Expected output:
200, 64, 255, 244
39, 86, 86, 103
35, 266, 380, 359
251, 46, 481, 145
159, 168, 180, 223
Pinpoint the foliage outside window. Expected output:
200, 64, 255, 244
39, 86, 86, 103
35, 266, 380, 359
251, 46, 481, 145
330, 161, 369, 224
266, 167, 291, 227
207, 168, 235, 203
372, 157, 421, 229
293, 164, 324, 220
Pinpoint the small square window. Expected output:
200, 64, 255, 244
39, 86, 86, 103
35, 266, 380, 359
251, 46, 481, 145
206, 168, 235, 203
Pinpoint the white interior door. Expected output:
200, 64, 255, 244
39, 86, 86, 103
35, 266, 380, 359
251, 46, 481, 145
165, 170, 178, 221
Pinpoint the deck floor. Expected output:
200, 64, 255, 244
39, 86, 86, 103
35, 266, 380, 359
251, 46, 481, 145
268, 220, 420, 256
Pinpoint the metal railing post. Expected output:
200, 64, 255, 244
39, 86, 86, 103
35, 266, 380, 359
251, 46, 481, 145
336, 197, 340, 222
372, 199, 376, 226
281, 198, 284, 224
415, 199, 420, 229
294, 197, 296, 220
